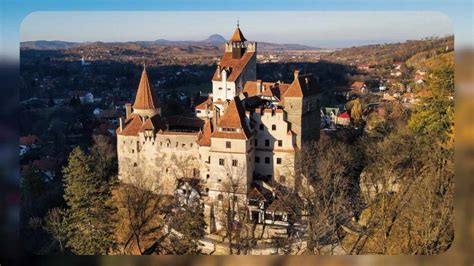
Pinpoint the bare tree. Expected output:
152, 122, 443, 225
113, 166, 172, 255
287, 136, 355, 254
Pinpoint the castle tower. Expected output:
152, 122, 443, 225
133, 66, 161, 118
211, 23, 257, 104
283, 70, 322, 148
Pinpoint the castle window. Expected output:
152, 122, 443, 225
219, 87, 223, 90
166, 168, 169, 173
255, 157, 260, 163
219, 159, 224, 166
278, 140, 283, 147
265, 139, 270, 147
133, 163, 137, 167
272, 125, 276, 131
182, 143, 186, 148
132, 149, 135, 153
218, 194, 223, 200
218, 178, 222, 182
207, 156, 210, 164
259, 124, 264, 130
265, 157, 270, 164
232, 159, 238, 167
226, 141, 231, 148
277, 158, 282, 164
152, 142, 155, 145
176, 142, 179, 147
206, 188, 209, 192
190, 143, 193, 147
206, 174, 210, 179
255, 139, 258, 146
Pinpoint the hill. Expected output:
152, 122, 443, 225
321, 36, 454, 65
20, 34, 319, 52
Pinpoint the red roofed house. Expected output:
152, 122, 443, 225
336, 111, 351, 126
350, 81, 367, 94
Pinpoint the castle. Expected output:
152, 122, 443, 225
117, 25, 322, 230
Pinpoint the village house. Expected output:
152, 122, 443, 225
336, 111, 351, 126
116, 25, 322, 232
350, 81, 367, 94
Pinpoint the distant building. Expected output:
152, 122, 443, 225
350, 81, 367, 94
71, 91, 94, 104
336, 112, 350, 126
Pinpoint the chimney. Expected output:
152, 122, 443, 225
212, 107, 219, 129
119, 117, 124, 131
256, 80, 262, 93
217, 65, 221, 78
294, 69, 300, 80
125, 103, 132, 118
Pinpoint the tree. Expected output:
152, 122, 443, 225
345, 125, 453, 255
43, 208, 68, 253
408, 63, 454, 143
112, 168, 172, 255
348, 98, 363, 122
62, 147, 116, 254
288, 136, 357, 254
90, 134, 117, 180
169, 202, 207, 254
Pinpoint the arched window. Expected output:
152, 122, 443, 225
218, 194, 223, 201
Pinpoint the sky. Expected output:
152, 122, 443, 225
0, 0, 472, 60
20, 11, 453, 48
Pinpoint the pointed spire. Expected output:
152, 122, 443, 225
133, 66, 160, 111
230, 23, 247, 42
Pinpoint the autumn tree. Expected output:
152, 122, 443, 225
112, 168, 172, 255
43, 208, 68, 253
289, 136, 358, 254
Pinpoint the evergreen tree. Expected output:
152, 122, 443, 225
62, 147, 116, 254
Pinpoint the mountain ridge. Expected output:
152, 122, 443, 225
21, 34, 320, 51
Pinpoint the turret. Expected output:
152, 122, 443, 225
132, 65, 161, 118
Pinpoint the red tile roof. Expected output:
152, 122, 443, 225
230, 26, 247, 42
133, 67, 160, 110
195, 96, 213, 110
351, 81, 365, 91
212, 51, 255, 82
243, 81, 261, 97
338, 112, 350, 119
283, 71, 321, 98
212, 96, 252, 140
20, 135, 39, 146
197, 119, 213, 146
117, 113, 143, 136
